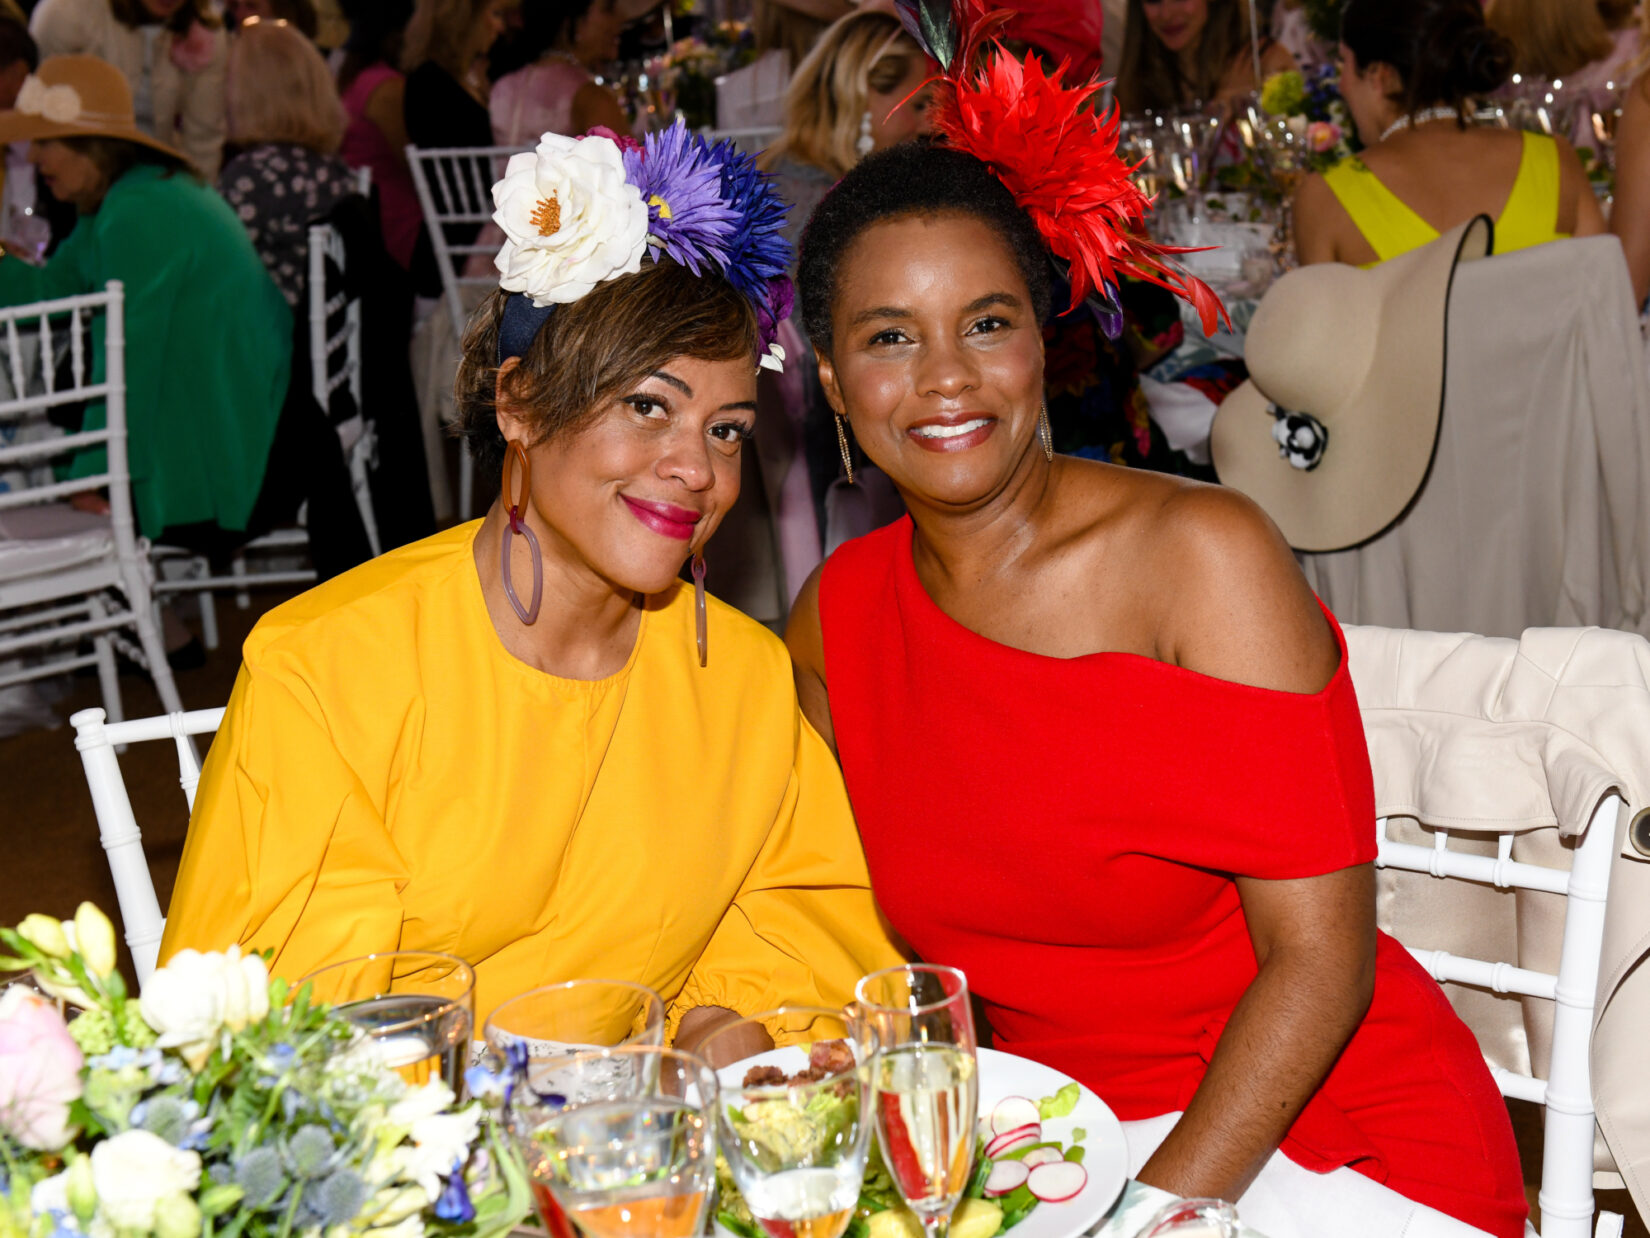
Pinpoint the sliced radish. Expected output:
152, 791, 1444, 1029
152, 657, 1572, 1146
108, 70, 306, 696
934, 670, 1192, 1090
982, 1161, 1029, 1198
983, 1124, 1041, 1159
1027, 1161, 1088, 1203
989, 1096, 1042, 1136
1021, 1147, 1064, 1168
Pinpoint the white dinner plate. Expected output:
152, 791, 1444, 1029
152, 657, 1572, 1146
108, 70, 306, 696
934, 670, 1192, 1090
712, 1045, 1128, 1238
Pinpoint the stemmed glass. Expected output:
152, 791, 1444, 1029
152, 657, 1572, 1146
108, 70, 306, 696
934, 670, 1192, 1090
484, 979, 665, 1066
299, 950, 474, 1090
1255, 117, 1309, 267
504, 1044, 719, 1238
1138, 1198, 1241, 1236
701, 1007, 880, 1238
854, 965, 979, 1238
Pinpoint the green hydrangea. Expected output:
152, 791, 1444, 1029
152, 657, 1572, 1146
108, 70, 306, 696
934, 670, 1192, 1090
1260, 70, 1306, 117
67, 1006, 116, 1056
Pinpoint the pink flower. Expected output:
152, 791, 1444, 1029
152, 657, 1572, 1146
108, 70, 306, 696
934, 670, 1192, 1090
168, 21, 219, 75
0, 986, 83, 1150
584, 126, 642, 155
1307, 121, 1342, 155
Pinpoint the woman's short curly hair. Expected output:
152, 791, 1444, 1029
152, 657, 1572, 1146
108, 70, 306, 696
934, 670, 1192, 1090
455, 260, 759, 478
797, 140, 1052, 357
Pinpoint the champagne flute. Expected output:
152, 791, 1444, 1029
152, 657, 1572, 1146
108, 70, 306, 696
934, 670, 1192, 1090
702, 1007, 879, 1238
484, 979, 665, 1066
299, 951, 474, 1090
504, 1044, 719, 1238
855, 965, 979, 1238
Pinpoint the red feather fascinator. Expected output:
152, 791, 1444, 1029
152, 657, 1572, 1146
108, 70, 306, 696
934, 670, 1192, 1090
895, 0, 1229, 335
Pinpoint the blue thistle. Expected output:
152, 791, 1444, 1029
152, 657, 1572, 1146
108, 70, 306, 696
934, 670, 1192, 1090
132, 1095, 200, 1147
283, 1125, 337, 1180
310, 1170, 370, 1227
623, 123, 739, 276
234, 1147, 288, 1210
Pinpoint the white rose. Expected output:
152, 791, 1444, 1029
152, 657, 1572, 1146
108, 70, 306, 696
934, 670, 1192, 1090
30, 1169, 71, 1219
89, 1130, 201, 1233
139, 946, 269, 1069
492, 131, 648, 307
15, 77, 82, 124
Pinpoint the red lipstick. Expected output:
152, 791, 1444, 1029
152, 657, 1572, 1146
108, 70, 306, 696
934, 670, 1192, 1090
621, 495, 702, 541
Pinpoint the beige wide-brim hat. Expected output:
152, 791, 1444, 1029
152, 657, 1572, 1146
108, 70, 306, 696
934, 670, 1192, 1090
0, 55, 187, 163
1210, 215, 1493, 554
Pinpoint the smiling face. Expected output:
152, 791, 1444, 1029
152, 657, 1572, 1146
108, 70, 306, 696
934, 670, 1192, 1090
1141, 0, 1209, 55
818, 212, 1046, 511
500, 354, 757, 595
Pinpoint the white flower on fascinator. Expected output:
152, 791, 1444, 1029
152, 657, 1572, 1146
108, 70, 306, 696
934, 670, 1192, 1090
492, 131, 647, 307
16, 77, 82, 124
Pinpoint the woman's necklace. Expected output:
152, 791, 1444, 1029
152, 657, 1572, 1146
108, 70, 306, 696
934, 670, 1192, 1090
1379, 106, 1462, 144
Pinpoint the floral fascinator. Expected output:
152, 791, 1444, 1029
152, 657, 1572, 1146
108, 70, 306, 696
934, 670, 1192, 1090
893, 0, 1228, 336
492, 122, 794, 372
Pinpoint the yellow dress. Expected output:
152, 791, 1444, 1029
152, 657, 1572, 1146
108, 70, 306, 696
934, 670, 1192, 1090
160, 523, 903, 1034
1323, 131, 1567, 266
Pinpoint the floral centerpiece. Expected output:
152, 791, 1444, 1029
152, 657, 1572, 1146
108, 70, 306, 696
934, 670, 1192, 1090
0, 905, 529, 1238
1258, 65, 1358, 172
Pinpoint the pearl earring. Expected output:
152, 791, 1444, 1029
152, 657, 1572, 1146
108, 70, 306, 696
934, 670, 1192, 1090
856, 110, 874, 158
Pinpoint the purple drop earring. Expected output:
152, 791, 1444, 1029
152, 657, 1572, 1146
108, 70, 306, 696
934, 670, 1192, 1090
501, 440, 542, 625
692, 553, 707, 668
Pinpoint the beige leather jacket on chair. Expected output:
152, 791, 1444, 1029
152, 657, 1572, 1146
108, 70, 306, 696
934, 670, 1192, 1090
30, 0, 227, 179
1303, 236, 1650, 639
1345, 622, 1650, 1220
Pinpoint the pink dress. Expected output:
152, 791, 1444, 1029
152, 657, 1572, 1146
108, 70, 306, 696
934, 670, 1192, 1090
340, 63, 423, 271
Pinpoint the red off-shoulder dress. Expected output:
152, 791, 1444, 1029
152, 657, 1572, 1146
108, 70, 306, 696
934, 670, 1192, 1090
819, 519, 1526, 1238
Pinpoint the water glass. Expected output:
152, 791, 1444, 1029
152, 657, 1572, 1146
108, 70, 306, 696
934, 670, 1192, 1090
505, 1044, 719, 1238
1137, 1198, 1241, 1236
702, 1008, 879, 1238
855, 965, 979, 1238
298, 951, 474, 1090
484, 979, 665, 1070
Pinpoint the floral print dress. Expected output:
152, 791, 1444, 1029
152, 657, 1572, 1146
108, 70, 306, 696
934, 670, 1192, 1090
218, 143, 356, 308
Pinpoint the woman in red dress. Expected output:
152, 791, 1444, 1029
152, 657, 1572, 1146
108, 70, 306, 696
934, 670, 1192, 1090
785, 136, 1527, 1237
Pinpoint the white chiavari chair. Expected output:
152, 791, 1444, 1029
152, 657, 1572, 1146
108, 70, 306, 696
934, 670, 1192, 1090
69, 704, 224, 984
0, 281, 184, 723
406, 143, 528, 519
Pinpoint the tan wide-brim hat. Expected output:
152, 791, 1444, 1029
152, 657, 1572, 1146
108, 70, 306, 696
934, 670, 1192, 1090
1210, 215, 1493, 554
0, 55, 187, 164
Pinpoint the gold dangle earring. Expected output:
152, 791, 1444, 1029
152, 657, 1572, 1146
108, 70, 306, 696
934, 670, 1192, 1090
1038, 400, 1054, 462
692, 552, 708, 668
835, 414, 856, 485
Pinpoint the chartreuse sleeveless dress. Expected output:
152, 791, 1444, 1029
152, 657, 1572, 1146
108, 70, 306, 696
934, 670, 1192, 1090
819, 518, 1528, 1238
1324, 130, 1567, 266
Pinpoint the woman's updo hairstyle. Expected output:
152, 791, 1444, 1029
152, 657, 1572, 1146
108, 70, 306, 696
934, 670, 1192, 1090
455, 259, 759, 476
1341, 0, 1514, 117
798, 140, 1052, 357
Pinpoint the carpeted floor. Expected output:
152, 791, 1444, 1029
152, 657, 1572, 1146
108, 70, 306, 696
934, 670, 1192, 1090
0, 589, 1642, 1236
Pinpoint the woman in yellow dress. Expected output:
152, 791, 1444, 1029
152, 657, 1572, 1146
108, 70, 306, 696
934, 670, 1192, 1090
160, 124, 901, 1053
1294, 0, 1605, 267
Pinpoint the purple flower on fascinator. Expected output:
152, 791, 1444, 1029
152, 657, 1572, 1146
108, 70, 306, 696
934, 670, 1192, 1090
623, 123, 739, 275
584, 125, 642, 155
706, 140, 792, 321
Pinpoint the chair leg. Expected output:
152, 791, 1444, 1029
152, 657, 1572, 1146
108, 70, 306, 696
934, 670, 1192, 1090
194, 558, 220, 651
131, 601, 185, 715
87, 594, 124, 726
232, 551, 251, 610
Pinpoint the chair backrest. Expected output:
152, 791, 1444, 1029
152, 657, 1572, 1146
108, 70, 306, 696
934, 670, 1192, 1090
405, 144, 528, 341
69, 704, 226, 984
307, 222, 361, 416
0, 282, 130, 542
1376, 798, 1617, 1238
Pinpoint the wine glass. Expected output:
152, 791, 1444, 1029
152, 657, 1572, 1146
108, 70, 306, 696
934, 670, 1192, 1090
504, 1044, 719, 1238
1138, 1198, 1241, 1236
854, 965, 979, 1238
701, 1007, 880, 1238
299, 951, 474, 1090
484, 979, 665, 1067
1255, 117, 1309, 267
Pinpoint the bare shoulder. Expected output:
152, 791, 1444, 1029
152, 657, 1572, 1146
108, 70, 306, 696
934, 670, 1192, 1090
1292, 171, 1345, 265
1150, 482, 1340, 693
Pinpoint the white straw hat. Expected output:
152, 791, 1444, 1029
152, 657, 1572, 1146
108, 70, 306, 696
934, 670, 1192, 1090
1210, 215, 1493, 553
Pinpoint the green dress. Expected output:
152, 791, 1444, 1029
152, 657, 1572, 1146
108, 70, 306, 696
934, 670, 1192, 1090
0, 164, 292, 539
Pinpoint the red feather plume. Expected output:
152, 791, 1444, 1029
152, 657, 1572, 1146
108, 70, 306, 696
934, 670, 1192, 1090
932, 48, 1230, 335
